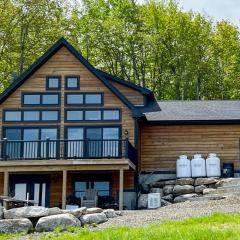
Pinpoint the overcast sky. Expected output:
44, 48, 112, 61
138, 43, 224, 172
177, 0, 240, 27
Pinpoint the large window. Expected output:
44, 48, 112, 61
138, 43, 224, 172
22, 93, 60, 106
4, 127, 58, 159
65, 76, 80, 90
4, 110, 60, 122
65, 109, 120, 122
65, 93, 103, 106
46, 76, 61, 90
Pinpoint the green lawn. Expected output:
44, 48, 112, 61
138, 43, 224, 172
2, 213, 240, 240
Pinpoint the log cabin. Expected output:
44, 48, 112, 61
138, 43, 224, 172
0, 38, 240, 210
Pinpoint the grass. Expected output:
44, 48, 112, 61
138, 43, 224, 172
2, 213, 240, 240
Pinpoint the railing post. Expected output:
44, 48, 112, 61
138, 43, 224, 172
125, 137, 129, 159
2, 138, 7, 160
85, 138, 89, 158
46, 137, 50, 160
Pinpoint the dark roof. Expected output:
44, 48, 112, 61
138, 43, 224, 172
0, 38, 142, 117
143, 100, 240, 123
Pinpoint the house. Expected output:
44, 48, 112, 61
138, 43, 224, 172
0, 38, 240, 210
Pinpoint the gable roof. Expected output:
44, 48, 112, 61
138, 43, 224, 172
143, 100, 240, 124
0, 38, 143, 117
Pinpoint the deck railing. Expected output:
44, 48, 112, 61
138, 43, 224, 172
0, 138, 136, 161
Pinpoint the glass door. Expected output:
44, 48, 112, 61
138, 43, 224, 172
23, 129, 39, 159
103, 128, 119, 157
86, 128, 102, 158
67, 127, 84, 158
5, 128, 21, 159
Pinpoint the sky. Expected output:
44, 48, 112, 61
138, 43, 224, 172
177, 0, 240, 27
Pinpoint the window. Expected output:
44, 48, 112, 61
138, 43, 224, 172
85, 110, 101, 120
65, 76, 80, 89
4, 110, 59, 122
46, 76, 61, 90
66, 110, 83, 121
4, 111, 21, 122
67, 127, 84, 158
22, 93, 60, 106
85, 94, 102, 105
65, 93, 103, 106
23, 111, 40, 121
103, 110, 120, 120
66, 94, 83, 105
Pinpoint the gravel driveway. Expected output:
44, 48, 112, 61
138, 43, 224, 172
98, 196, 240, 229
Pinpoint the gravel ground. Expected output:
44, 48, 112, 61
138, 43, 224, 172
13, 196, 240, 239
98, 196, 240, 229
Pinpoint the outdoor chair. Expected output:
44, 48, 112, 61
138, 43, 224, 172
81, 189, 98, 208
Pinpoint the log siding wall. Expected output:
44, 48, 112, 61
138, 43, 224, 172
140, 124, 240, 172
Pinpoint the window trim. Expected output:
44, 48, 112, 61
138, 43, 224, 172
3, 109, 60, 123
65, 75, 80, 90
46, 76, 61, 90
64, 108, 121, 122
22, 92, 60, 107
65, 92, 104, 106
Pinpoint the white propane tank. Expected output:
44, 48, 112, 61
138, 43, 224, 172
206, 153, 221, 177
191, 154, 206, 177
176, 155, 191, 178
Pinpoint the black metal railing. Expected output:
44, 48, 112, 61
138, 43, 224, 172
0, 138, 132, 161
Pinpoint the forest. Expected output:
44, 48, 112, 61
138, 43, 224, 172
1, 0, 240, 100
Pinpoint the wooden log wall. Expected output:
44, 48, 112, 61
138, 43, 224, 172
140, 124, 240, 172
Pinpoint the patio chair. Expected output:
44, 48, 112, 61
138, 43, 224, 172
81, 189, 98, 208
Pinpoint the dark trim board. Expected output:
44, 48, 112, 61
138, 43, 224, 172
0, 38, 143, 117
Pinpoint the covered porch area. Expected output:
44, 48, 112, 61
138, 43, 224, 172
0, 159, 136, 210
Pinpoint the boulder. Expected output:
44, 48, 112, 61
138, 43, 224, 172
86, 207, 103, 214
203, 188, 217, 195
173, 185, 194, 196
161, 194, 174, 202
176, 178, 194, 186
115, 211, 123, 216
174, 193, 198, 203
138, 194, 148, 209
194, 178, 218, 186
4, 206, 49, 219
215, 178, 240, 188
0, 218, 33, 233
195, 185, 207, 194
48, 207, 62, 216
0, 206, 3, 219
103, 209, 118, 218
141, 183, 150, 194
151, 180, 175, 188
163, 185, 174, 195
80, 213, 108, 225
150, 188, 164, 196
161, 199, 172, 207
35, 213, 81, 232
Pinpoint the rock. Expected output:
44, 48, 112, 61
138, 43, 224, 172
173, 185, 194, 196
66, 207, 87, 218
176, 178, 194, 186
0, 207, 3, 219
35, 213, 81, 232
163, 185, 174, 195
161, 199, 172, 206
138, 194, 148, 209
80, 213, 108, 225
195, 185, 207, 194
161, 194, 174, 202
103, 209, 118, 218
151, 180, 175, 188
150, 188, 164, 196
195, 178, 218, 186
215, 178, 240, 188
48, 207, 62, 216
4, 206, 49, 219
0, 218, 33, 233
115, 211, 123, 216
174, 193, 198, 203
203, 188, 217, 195
141, 183, 150, 194
86, 207, 103, 214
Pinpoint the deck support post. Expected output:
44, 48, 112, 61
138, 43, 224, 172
119, 169, 124, 210
3, 171, 9, 196
62, 170, 67, 209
